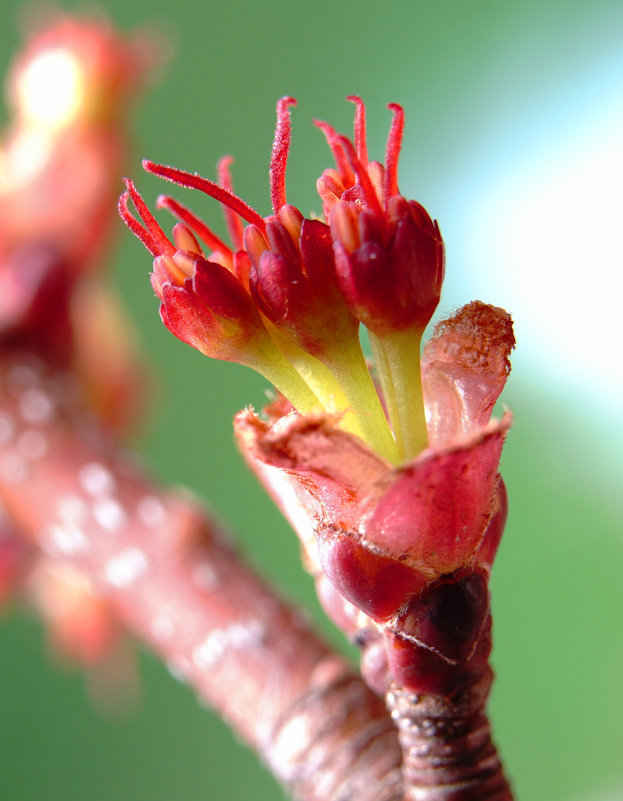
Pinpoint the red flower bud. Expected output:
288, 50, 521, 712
120, 182, 276, 366
249, 217, 357, 358
322, 102, 445, 336
159, 256, 271, 363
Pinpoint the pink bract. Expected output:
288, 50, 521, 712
235, 300, 514, 627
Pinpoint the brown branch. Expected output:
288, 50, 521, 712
384, 614, 514, 801
379, 592, 514, 800
387, 675, 512, 801
0, 352, 402, 801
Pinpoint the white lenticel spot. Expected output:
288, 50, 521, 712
93, 498, 127, 532
151, 616, 175, 641
44, 523, 88, 555
0, 414, 15, 445
192, 632, 225, 669
105, 547, 148, 588
79, 462, 115, 496
192, 562, 220, 591
19, 388, 54, 425
57, 495, 88, 525
0, 452, 29, 483
192, 620, 267, 671
17, 429, 48, 460
137, 496, 166, 528
166, 655, 192, 684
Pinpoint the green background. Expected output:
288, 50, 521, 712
1, 1, 621, 800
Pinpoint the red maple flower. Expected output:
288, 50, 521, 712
318, 97, 444, 336
122, 98, 443, 462
235, 300, 513, 695
122, 100, 515, 696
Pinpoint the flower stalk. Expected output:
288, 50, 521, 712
369, 327, 428, 460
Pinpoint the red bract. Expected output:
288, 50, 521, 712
235, 300, 514, 695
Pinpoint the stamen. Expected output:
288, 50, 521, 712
265, 220, 302, 268
346, 95, 368, 166
314, 120, 355, 187
143, 160, 266, 233
318, 170, 345, 197
367, 162, 386, 206
122, 179, 175, 257
243, 225, 269, 269
384, 103, 404, 204
156, 195, 232, 257
279, 205, 303, 246
172, 223, 202, 255
330, 203, 361, 254
118, 191, 159, 256
316, 173, 345, 216
269, 96, 297, 215
217, 156, 245, 251
337, 136, 384, 220
172, 251, 197, 278
233, 251, 252, 289
152, 254, 188, 291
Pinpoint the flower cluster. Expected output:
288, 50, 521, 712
120, 97, 445, 464
122, 98, 514, 695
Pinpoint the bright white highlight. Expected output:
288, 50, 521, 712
16, 48, 85, 129
105, 547, 148, 588
467, 107, 623, 407
426, 55, 623, 436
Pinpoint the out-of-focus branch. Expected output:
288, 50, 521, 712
0, 16, 402, 801
0, 352, 402, 801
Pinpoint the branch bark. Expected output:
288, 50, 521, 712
0, 352, 402, 801
387, 671, 513, 800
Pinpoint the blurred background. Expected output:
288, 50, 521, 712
0, 0, 621, 799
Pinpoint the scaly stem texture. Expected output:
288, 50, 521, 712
386, 666, 513, 800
